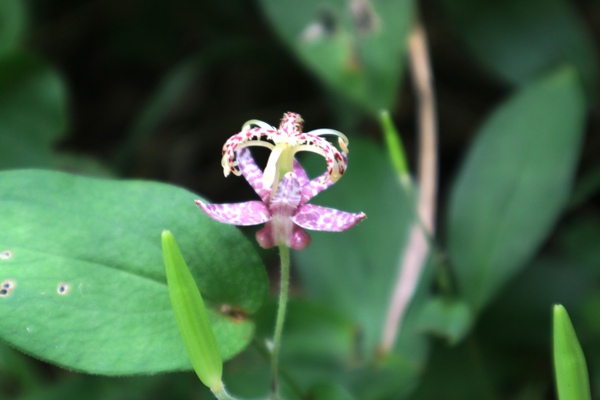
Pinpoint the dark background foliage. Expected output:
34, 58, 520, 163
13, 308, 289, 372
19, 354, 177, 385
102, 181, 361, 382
2, 0, 600, 399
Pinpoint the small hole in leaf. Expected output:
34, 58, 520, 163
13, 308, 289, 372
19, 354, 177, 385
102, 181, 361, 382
300, 7, 338, 41
2, 280, 14, 289
57, 283, 69, 295
0, 250, 13, 260
0, 289, 8, 296
350, 0, 380, 34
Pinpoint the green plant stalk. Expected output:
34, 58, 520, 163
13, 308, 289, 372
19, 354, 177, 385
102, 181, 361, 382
271, 244, 291, 397
379, 109, 410, 187
553, 304, 591, 400
211, 382, 239, 400
161, 230, 224, 392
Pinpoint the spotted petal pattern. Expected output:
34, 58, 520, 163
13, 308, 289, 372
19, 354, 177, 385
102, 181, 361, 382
293, 158, 310, 187
221, 112, 349, 187
195, 200, 270, 226
292, 204, 366, 232
299, 151, 347, 204
238, 148, 271, 203
198, 113, 365, 250
270, 172, 302, 216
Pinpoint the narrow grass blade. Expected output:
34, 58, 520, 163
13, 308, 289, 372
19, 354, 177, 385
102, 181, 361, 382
379, 110, 410, 184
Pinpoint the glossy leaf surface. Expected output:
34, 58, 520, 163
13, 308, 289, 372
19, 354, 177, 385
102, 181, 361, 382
0, 170, 267, 374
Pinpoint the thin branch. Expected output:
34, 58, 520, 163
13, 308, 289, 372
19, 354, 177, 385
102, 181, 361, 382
380, 20, 438, 354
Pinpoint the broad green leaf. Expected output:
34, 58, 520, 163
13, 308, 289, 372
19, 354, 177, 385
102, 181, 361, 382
0, 0, 26, 57
259, 0, 414, 113
295, 138, 430, 398
447, 68, 586, 312
416, 297, 472, 345
0, 52, 68, 169
553, 304, 591, 400
162, 231, 222, 390
439, 0, 599, 97
0, 170, 267, 375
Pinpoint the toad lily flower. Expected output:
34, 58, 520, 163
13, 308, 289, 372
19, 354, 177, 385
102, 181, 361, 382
196, 147, 366, 250
221, 112, 349, 192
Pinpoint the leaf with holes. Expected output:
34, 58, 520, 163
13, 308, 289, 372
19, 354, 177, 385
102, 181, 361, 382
259, 0, 414, 113
447, 68, 586, 313
0, 170, 267, 375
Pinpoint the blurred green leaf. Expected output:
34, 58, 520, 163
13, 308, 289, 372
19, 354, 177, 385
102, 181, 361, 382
309, 381, 356, 400
0, 0, 27, 57
416, 297, 472, 345
409, 340, 498, 400
112, 52, 208, 173
0, 52, 68, 169
0, 342, 43, 395
439, 0, 599, 97
19, 373, 207, 400
259, 0, 414, 114
447, 68, 586, 312
0, 170, 267, 374
568, 163, 600, 210
559, 214, 600, 270
295, 138, 430, 398
553, 304, 591, 400
254, 299, 356, 390
479, 256, 595, 348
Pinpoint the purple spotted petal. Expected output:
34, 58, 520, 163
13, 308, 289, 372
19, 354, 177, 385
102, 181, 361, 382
292, 204, 366, 232
255, 219, 312, 250
237, 148, 270, 203
195, 200, 271, 226
300, 174, 334, 204
300, 152, 347, 204
293, 158, 310, 187
270, 172, 302, 217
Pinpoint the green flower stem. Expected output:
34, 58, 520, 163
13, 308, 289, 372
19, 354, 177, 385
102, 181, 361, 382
271, 244, 291, 398
211, 382, 239, 400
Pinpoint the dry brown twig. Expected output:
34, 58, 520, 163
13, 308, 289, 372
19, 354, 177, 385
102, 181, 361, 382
380, 20, 438, 354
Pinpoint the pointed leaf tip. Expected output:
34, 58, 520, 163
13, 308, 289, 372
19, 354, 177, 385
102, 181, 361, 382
553, 304, 591, 400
